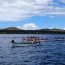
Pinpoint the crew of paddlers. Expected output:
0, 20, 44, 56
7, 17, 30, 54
22, 36, 40, 43
11, 36, 65, 44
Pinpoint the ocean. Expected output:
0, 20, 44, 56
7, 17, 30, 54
0, 34, 65, 65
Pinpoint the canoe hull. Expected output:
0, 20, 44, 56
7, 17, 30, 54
11, 42, 40, 47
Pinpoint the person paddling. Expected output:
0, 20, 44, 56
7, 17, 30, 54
11, 40, 15, 43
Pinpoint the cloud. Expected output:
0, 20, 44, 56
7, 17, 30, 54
17, 23, 40, 30
63, 27, 65, 30
0, 0, 65, 21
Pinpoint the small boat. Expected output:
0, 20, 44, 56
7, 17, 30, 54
11, 36, 40, 47
54, 37, 65, 41
55, 39, 65, 41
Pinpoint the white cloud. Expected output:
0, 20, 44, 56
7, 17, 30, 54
63, 28, 65, 30
0, 0, 65, 21
17, 23, 40, 30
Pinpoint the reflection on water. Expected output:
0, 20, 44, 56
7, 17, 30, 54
0, 34, 65, 65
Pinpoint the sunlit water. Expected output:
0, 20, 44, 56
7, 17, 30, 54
0, 34, 65, 65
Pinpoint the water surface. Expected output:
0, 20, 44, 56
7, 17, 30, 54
0, 34, 65, 65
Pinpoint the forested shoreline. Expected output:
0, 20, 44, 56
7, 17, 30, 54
0, 29, 65, 34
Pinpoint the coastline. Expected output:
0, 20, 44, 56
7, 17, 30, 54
0, 29, 65, 34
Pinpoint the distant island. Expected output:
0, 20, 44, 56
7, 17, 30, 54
0, 27, 65, 34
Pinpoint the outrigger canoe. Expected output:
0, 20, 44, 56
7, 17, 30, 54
11, 38, 40, 47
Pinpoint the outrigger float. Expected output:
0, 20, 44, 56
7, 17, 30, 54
11, 36, 40, 47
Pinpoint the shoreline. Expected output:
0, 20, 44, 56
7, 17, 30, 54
0, 30, 65, 34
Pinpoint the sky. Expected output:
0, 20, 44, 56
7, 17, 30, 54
0, 0, 65, 30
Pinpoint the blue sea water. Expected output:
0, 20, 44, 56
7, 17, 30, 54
0, 34, 65, 65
